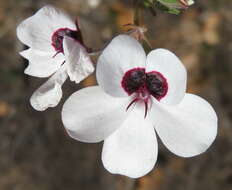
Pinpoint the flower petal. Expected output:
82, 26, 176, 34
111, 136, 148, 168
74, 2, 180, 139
63, 36, 94, 83
102, 105, 158, 178
62, 86, 130, 143
19, 49, 31, 59
150, 93, 218, 157
30, 64, 68, 111
146, 49, 187, 105
17, 5, 76, 51
96, 35, 146, 97
22, 48, 64, 78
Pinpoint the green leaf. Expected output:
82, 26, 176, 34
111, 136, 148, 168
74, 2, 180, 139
159, 0, 179, 3
168, 8, 181, 14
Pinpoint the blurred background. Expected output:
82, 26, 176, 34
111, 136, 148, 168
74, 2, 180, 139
0, 0, 232, 189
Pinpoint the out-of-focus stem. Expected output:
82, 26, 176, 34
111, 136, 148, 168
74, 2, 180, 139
133, 0, 141, 26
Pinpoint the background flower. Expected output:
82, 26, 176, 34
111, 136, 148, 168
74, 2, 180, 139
17, 6, 94, 111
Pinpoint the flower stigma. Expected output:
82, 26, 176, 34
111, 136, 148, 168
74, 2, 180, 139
122, 68, 168, 118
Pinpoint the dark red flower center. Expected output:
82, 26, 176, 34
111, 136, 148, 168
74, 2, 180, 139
51, 27, 83, 53
121, 67, 168, 117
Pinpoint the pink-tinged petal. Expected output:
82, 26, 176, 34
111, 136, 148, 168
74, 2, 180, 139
22, 48, 64, 78
102, 104, 158, 178
63, 36, 94, 83
62, 86, 130, 143
146, 49, 187, 105
150, 93, 218, 157
30, 64, 68, 111
96, 35, 146, 97
16, 5, 76, 51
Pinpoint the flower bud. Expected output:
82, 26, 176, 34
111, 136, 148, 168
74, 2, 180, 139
157, 0, 194, 9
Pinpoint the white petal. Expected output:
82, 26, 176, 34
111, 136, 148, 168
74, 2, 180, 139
62, 86, 130, 143
17, 5, 76, 51
96, 35, 146, 97
150, 93, 218, 157
30, 64, 68, 111
146, 49, 187, 105
63, 36, 94, 83
102, 105, 158, 178
19, 49, 31, 59
22, 48, 64, 78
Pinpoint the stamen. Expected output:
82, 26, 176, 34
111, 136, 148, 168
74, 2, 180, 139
52, 51, 62, 58
126, 98, 138, 111
144, 102, 148, 118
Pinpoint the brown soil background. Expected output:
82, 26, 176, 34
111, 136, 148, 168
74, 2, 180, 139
0, 0, 232, 189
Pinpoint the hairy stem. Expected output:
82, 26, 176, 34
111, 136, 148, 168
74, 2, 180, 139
133, 0, 154, 52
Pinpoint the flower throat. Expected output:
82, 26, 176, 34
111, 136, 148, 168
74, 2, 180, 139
51, 27, 83, 53
121, 68, 168, 118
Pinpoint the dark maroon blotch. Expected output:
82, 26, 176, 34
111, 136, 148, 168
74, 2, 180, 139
121, 68, 146, 95
121, 68, 168, 101
121, 67, 168, 118
51, 27, 83, 53
146, 71, 168, 100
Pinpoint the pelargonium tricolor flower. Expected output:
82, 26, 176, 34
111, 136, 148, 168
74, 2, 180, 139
17, 5, 94, 111
61, 35, 217, 178
157, 0, 194, 9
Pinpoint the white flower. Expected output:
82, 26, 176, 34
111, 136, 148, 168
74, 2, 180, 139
17, 5, 94, 111
61, 35, 218, 178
